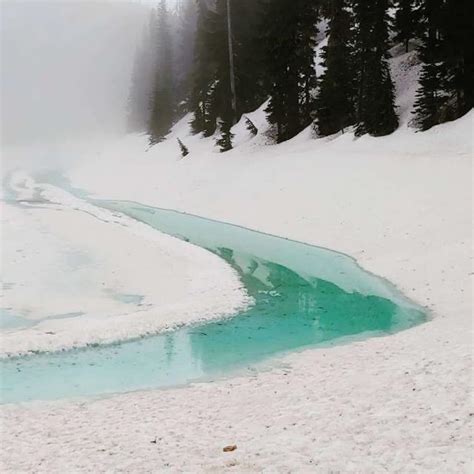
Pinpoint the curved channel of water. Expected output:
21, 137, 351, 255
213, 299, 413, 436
0, 201, 426, 403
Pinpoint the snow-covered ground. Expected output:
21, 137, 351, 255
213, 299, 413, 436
1, 49, 472, 471
0, 174, 250, 356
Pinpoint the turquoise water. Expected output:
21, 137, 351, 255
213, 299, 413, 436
0, 201, 426, 404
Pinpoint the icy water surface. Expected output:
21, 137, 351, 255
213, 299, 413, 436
0, 201, 426, 403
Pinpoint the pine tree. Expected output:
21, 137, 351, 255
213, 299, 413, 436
177, 137, 189, 157
263, 0, 319, 143
189, 0, 205, 135
189, 0, 269, 137
393, 0, 422, 53
414, 62, 448, 130
414, 0, 472, 130
245, 116, 258, 136
262, 0, 298, 142
297, 1, 319, 130
442, 0, 473, 119
127, 39, 150, 133
216, 116, 234, 152
413, 0, 449, 130
211, 0, 234, 125
189, 1, 219, 136
149, 1, 175, 144
173, 0, 198, 117
232, 0, 268, 114
353, 0, 398, 137
127, 12, 158, 133
316, 0, 355, 136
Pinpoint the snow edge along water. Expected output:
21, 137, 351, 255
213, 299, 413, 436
0, 173, 253, 357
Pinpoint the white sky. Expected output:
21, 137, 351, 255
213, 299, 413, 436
1, 1, 150, 146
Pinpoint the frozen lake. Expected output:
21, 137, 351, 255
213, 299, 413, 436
1, 197, 426, 403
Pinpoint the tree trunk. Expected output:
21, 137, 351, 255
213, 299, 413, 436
226, 0, 237, 123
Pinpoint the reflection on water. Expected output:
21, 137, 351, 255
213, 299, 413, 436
188, 246, 396, 372
0, 202, 425, 403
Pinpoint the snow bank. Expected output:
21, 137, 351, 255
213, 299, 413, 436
0, 173, 251, 356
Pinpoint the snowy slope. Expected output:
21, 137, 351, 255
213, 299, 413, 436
1, 33, 472, 473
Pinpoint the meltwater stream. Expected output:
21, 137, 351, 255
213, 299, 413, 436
1, 200, 426, 403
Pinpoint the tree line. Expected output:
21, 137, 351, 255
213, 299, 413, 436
127, 0, 472, 151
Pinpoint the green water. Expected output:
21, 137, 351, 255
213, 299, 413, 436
0, 201, 425, 404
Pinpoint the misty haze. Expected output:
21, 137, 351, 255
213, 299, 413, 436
1, 1, 147, 146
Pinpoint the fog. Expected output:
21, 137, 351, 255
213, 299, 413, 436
1, 1, 150, 147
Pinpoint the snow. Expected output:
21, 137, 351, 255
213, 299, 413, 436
1, 44, 473, 473
0, 173, 250, 356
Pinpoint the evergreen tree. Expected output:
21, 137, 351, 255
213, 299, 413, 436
353, 0, 398, 137
189, 1, 219, 136
297, 1, 319, 129
177, 137, 189, 157
316, 0, 355, 136
232, 0, 268, 114
414, 0, 472, 130
127, 36, 150, 133
127, 12, 158, 133
216, 116, 234, 152
393, 0, 422, 53
263, 0, 319, 143
149, 1, 175, 144
412, 0, 448, 131
319, 0, 334, 18
189, 0, 269, 137
245, 116, 258, 136
211, 0, 268, 121
442, 0, 473, 120
262, 0, 298, 142
414, 62, 447, 130
172, 0, 198, 117
210, 0, 234, 125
